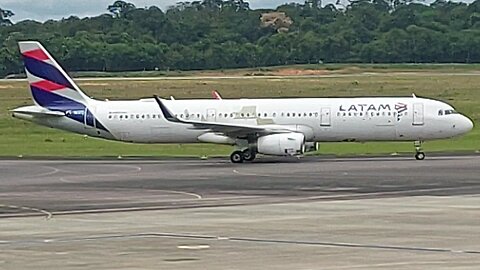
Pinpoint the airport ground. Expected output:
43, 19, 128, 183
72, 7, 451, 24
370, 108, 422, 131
1, 156, 480, 269
0, 67, 479, 157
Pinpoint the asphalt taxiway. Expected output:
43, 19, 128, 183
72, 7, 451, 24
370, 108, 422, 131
1, 156, 479, 269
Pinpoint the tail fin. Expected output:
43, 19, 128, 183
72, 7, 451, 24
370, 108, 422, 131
18, 41, 91, 110
212, 90, 222, 100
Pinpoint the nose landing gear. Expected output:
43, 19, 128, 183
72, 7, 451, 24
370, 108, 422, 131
414, 141, 425, 160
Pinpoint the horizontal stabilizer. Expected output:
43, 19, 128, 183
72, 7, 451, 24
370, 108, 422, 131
11, 106, 65, 117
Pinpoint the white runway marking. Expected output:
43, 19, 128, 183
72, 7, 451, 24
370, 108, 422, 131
0, 204, 52, 219
1, 231, 479, 255
57, 164, 143, 183
30, 166, 61, 178
156, 190, 203, 200
177, 245, 210, 250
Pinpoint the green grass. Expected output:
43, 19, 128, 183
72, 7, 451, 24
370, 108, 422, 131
0, 66, 479, 158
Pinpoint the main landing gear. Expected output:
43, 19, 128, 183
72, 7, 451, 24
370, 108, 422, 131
414, 140, 425, 160
230, 149, 257, 163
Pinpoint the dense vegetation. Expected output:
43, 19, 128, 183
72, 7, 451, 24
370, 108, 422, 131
1, 0, 480, 77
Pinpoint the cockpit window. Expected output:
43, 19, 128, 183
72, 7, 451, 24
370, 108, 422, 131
444, 110, 458, 115
439, 109, 458, 116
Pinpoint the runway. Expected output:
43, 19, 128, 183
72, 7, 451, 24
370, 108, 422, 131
1, 156, 480, 269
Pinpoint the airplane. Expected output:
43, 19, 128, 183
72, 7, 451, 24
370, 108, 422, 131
11, 41, 474, 163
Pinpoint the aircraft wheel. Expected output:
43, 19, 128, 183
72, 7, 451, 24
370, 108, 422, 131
230, 151, 244, 163
415, 152, 425, 160
242, 149, 256, 162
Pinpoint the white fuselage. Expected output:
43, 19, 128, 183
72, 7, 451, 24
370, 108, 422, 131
20, 97, 473, 144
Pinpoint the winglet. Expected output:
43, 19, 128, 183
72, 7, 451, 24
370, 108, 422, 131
154, 95, 180, 123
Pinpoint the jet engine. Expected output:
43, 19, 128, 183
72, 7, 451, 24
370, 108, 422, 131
257, 133, 305, 156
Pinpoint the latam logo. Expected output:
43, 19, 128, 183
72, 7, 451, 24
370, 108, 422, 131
338, 103, 409, 122
339, 104, 392, 112
395, 103, 407, 114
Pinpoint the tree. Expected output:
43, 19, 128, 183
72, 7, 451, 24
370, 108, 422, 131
0, 7, 14, 26
2, 0, 480, 78
107, 1, 136, 18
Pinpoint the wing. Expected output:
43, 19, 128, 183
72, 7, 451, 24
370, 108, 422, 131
154, 96, 291, 138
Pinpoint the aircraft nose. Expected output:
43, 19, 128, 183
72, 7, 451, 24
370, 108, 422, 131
457, 115, 474, 134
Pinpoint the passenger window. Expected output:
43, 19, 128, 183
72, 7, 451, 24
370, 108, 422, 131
292, 113, 296, 117
264, 113, 268, 117
287, 113, 290, 117
273, 113, 277, 117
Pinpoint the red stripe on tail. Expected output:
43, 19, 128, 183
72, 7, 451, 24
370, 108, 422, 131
31, 80, 65, 92
22, 49, 50, 61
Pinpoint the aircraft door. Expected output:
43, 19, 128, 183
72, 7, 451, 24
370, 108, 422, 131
320, 107, 331, 126
413, 103, 424, 126
84, 108, 95, 129
206, 108, 216, 122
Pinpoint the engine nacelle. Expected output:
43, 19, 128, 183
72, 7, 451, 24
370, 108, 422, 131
257, 133, 305, 156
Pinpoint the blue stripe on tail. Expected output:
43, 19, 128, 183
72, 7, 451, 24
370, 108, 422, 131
30, 87, 108, 132
31, 86, 83, 112
23, 57, 75, 90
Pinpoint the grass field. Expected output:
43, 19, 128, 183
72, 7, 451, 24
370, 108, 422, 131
0, 66, 479, 158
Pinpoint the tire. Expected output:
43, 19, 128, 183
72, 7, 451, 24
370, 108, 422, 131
242, 149, 256, 162
415, 152, 425, 160
230, 151, 244, 163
